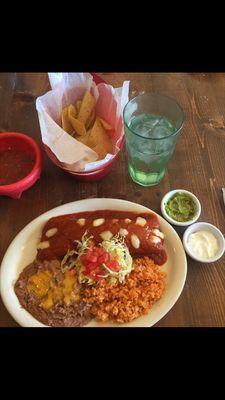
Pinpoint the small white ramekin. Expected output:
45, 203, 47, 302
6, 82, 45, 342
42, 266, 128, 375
183, 222, 225, 263
161, 189, 201, 227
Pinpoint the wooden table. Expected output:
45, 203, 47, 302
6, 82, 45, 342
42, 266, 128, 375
0, 72, 225, 327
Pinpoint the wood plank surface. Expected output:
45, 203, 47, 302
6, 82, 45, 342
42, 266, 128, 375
0, 72, 224, 327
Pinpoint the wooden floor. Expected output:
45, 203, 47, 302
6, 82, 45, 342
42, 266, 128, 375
0, 72, 225, 327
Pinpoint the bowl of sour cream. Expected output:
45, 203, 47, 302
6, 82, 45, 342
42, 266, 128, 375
183, 222, 225, 263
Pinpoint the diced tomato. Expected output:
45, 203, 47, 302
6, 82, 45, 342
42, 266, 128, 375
97, 266, 104, 274
85, 254, 98, 263
95, 247, 104, 255
106, 259, 117, 268
92, 251, 99, 257
89, 270, 94, 275
85, 262, 96, 271
98, 252, 110, 264
84, 264, 90, 272
106, 259, 122, 272
85, 262, 93, 272
90, 263, 99, 271
82, 269, 89, 276
85, 249, 92, 257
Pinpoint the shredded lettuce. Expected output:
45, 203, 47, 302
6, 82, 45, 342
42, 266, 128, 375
101, 234, 133, 283
61, 231, 133, 285
61, 231, 93, 274
74, 232, 95, 284
61, 249, 77, 273
74, 231, 93, 255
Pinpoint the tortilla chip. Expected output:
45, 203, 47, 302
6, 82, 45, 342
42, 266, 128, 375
69, 116, 86, 136
92, 141, 113, 160
61, 106, 74, 135
76, 130, 91, 145
78, 91, 96, 125
87, 117, 102, 147
88, 117, 113, 159
68, 104, 77, 119
76, 100, 82, 112
99, 118, 113, 130
86, 109, 96, 130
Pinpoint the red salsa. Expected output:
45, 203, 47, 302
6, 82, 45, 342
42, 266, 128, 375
0, 147, 35, 185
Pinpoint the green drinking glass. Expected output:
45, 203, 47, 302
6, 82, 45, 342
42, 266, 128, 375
123, 92, 184, 186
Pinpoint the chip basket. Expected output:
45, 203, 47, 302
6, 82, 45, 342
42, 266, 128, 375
42, 73, 125, 182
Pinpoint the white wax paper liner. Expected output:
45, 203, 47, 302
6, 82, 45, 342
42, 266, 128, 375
36, 73, 129, 172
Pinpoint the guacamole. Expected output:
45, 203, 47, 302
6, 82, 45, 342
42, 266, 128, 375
165, 192, 197, 222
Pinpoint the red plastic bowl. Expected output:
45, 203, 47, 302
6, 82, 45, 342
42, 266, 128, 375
42, 73, 125, 182
0, 132, 42, 199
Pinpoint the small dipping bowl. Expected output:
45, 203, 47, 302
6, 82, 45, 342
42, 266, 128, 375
0, 132, 42, 199
161, 189, 201, 227
183, 222, 225, 263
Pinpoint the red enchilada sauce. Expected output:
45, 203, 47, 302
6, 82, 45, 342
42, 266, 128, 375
0, 148, 35, 185
38, 210, 167, 266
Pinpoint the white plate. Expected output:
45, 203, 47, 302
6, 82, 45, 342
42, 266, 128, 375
0, 198, 187, 327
